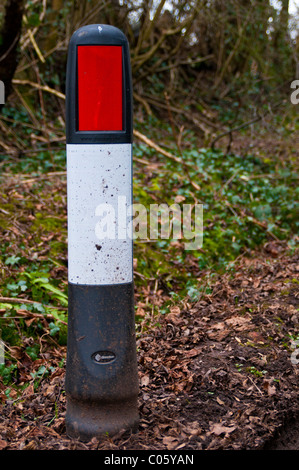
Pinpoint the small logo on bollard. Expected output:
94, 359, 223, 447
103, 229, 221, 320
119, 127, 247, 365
0, 80, 5, 105
290, 80, 299, 105
92, 351, 116, 364
291, 338, 299, 365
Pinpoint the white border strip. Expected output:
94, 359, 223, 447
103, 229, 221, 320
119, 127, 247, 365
67, 143, 132, 285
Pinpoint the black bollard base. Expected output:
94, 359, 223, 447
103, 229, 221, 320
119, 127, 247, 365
65, 283, 139, 442
66, 397, 139, 441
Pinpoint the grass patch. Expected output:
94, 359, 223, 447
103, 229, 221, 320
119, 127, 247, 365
132, 125, 298, 301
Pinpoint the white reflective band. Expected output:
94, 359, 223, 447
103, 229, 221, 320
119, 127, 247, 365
67, 143, 132, 285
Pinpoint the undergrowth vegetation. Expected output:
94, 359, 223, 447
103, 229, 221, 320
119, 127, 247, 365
0, 0, 298, 406
0, 104, 298, 396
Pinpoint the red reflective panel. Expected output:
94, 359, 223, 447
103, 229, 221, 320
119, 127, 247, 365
77, 45, 123, 131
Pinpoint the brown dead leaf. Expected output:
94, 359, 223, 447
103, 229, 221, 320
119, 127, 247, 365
21, 440, 38, 450
263, 380, 276, 396
43, 384, 56, 397
247, 331, 265, 343
182, 421, 202, 436
0, 439, 8, 450
216, 397, 225, 405
163, 436, 179, 450
167, 306, 182, 325
185, 347, 201, 358
141, 375, 150, 387
210, 423, 236, 436
253, 279, 260, 288
207, 327, 230, 341
225, 316, 251, 331
23, 383, 34, 398
170, 306, 180, 315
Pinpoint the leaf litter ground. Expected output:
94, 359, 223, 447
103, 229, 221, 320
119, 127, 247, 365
0, 172, 298, 450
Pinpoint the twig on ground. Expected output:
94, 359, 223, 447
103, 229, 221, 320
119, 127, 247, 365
12, 79, 65, 100
0, 308, 67, 326
0, 296, 67, 311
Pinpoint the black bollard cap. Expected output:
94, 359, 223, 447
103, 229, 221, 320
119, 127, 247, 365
66, 24, 133, 145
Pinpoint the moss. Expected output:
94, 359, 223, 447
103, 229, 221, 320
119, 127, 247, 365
49, 240, 67, 257
0, 214, 10, 230
30, 214, 64, 233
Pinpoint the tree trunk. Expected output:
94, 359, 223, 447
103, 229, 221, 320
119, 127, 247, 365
280, 0, 290, 35
273, 0, 290, 48
0, 0, 25, 106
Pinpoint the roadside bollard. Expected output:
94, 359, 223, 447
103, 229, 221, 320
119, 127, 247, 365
64, 24, 139, 440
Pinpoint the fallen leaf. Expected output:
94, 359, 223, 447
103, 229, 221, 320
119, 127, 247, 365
163, 436, 179, 450
263, 380, 276, 396
216, 397, 225, 405
185, 347, 200, 358
210, 423, 236, 436
141, 375, 150, 387
247, 331, 265, 343
225, 316, 251, 331
207, 328, 230, 341
0, 439, 8, 450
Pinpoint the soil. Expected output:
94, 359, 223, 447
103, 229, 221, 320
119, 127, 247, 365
0, 242, 298, 451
